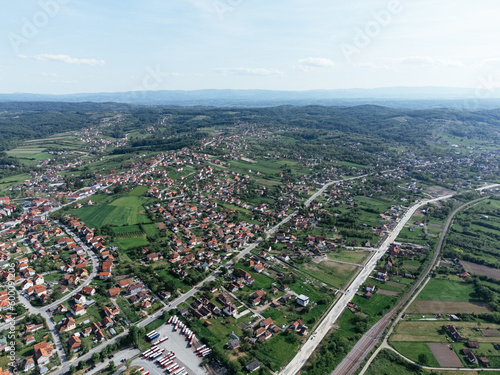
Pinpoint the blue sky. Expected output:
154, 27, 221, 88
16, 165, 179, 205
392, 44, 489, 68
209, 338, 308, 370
1, 0, 500, 94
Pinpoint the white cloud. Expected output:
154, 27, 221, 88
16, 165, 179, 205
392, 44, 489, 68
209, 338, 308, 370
354, 62, 392, 70
296, 57, 335, 72
480, 58, 500, 68
34, 54, 105, 66
215, 67, 284, 76
42, 72, 57, 77
399, 56, 465, 68
298, 57, 335, 68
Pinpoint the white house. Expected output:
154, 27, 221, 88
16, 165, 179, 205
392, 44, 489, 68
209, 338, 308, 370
296, 294, 310, 307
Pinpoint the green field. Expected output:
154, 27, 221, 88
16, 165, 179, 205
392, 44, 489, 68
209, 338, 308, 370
114, 236, 149, 250
0, 173, 32, 190
416, 278, 475, 302
390, 342, 441, 367
141, 223, 160, 237
113, 224, 143, 237
300, 260, 358, 289
70, 186, 152, 228
327, 249, 370, 265
365, 349, 427, 375
116, 297, 140, 323
353, 293, 396, 316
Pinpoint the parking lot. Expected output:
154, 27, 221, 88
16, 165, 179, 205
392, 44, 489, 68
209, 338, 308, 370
134, 323, 208, 375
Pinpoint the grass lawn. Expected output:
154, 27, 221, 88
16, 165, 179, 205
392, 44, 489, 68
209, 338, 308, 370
0, 173, 31, 190
233, 262, 275, 291
365, 349, 434, 375
44, 272, 62, 283
114, 236, 149, 250
326, 249, 371, 265
300, 260, 358, 289
70, 187, 152, 228
353, 294, 396, 316
416, 279, 475, 302
113, 225, 143, 236
390, 341, 441, 367
365, 349, 425, 375
252, 332, 300, 371
141, 223, 160, 237
116, 297, 140, 323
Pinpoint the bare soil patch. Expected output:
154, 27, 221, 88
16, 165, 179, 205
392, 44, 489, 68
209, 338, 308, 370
404, 265, 419, 269
155, 222, 167, 230
386, 281, 404, 288
7, 148, 46, 153
258, 179, 279, 186
428, 343, 463, 367
482, 329, 500, 337
463, 261, 500, 280
378, 289, 399, 296
408, 301, 492, 314
413, 210, 425, 217
428, 223, 443, 228
425, 186, 455, 197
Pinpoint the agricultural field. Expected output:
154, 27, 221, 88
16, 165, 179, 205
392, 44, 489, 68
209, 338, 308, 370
415, 278, 475, 302
299, 258, 359, 289
69, 186, 152, 228
390, 320, 500, 368
326, 249, 371, 265
0, 173, 32, 190
365, 349, 431, 375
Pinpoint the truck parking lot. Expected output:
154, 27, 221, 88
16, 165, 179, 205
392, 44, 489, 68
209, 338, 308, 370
134, 323, 208, 375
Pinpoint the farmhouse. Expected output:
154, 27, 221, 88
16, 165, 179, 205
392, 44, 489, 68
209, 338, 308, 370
445, 325, 463, 341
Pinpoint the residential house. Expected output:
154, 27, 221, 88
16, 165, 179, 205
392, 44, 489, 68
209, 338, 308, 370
71, 304, 86, 316
60, 317, 76, 332
126, 283, 143, 295
246, 360, 261, 373
67, 335, 81, 352
296, 294, 310, 307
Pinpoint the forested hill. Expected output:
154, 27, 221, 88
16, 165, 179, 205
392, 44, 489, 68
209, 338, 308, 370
2, 102, 500, 152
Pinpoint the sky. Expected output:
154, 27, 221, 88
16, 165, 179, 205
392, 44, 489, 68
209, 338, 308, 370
1, 0, 500, 94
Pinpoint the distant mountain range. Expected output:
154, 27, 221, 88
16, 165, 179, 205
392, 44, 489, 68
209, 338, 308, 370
1, 87, 500, 109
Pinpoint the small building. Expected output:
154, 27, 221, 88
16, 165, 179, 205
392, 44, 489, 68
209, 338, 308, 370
296, 294, 310, 307
479, 357, 491, 367
246, 360, 261, 373
67, 335, 81, 352
227, 339, 240, 350
463, 348, 477, 363
467, 340, 480, 349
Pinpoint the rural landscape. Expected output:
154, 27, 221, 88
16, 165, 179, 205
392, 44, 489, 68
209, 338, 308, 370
0, 102, 500, 375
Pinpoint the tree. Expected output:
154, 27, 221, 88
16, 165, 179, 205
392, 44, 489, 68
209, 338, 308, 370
92, 352, 100, 364
108, 360, 116, 372
69, 366, 76, 374
101, 345, 109, 358
418, 353, 428, 365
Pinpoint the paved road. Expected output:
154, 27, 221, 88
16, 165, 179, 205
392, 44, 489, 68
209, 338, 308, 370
280, 194, 454, 375
304, 175, 368, 208
19, 223, 99, 373
356, 196, 491, 375
86, 347, 140, 375
138, 208, 299, 328
19, 293, 68, 363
